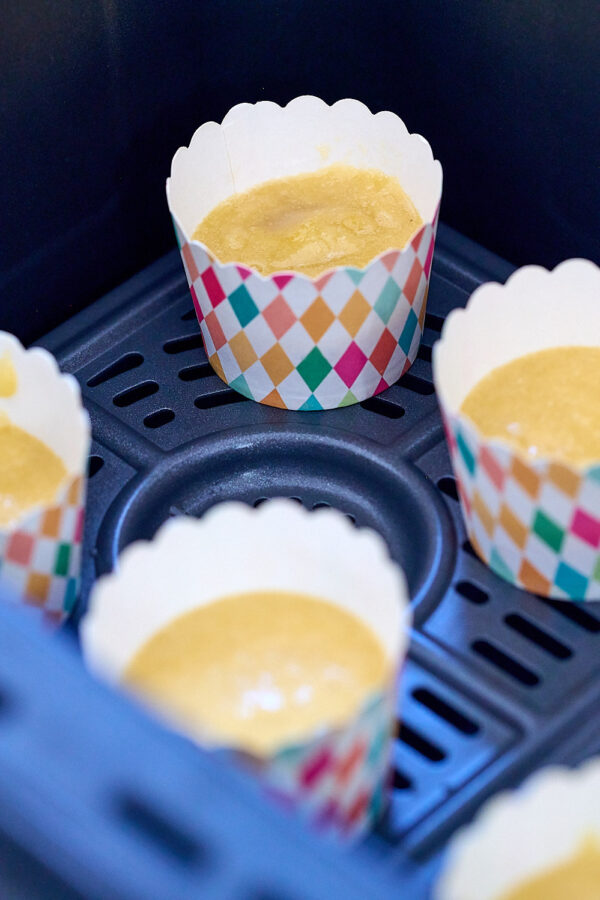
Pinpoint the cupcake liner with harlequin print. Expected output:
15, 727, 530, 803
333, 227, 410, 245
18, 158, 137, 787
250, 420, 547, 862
437, 759, 600, 900
433, 259, 600, 600
81, 500, 410, 840
0, 332, 91, 625
166, 96, 442, 410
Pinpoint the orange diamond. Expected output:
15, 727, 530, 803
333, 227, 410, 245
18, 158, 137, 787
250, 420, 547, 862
519, 559, 551, 595
261, 344, 294, 385
229, 331, 258, 370
42, 507, 61, 538
209, 352, 226, 383
26, 573, 51, 606
339, 291, 370, 337
300, 297, 335, 342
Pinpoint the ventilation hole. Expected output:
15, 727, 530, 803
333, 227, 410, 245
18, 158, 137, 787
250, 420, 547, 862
144, 408, 175, 429
195, 391, 249, 409
360, 397, 405, 419
397, 723, 446, 762
169, 505, 185, 517
424, 312, 445, 332
118, 795, 204, 864
253, 497, 268, 507
455, 580, 489, 605
181, 309, 197, 321
87, 352, 144, 387
437, 476, 459, 501
536, 597, 600, 633
392, 769, 413, 790
164, 334, 204, 354
87, 455, 105, 478
288, 497, 303, 504
113, 380, 159, 408
312, 502, 330, 510
345, 513, 357, 525
462, 540, 481, 561
179, 363, 214, 381
504, 613, 572, 660
472, 639, 539, 686
417, 343, 432, 363
412, 688, 479, 735
397, 373, 435, 395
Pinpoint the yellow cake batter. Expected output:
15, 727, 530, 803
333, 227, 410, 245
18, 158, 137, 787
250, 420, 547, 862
0, 424, 67, 526
500, 837, 600, 900
460, 346, 600, 467
123, 590, 387, 756
192, 163, 423, 277
0, 355, 17, 397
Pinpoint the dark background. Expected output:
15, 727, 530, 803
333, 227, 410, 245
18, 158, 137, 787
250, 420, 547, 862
3, 0, 599, 344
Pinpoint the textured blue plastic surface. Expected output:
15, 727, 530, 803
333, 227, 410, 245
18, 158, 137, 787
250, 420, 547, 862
1, 223, 599, 898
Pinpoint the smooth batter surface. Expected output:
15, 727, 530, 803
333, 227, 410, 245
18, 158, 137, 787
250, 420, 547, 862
192, 163, 423, 277
0, 355, 17, 397
0, 424, 67, 526
123, 590, 387, 756
460, 347, 600, 467
500, 837, 600, 900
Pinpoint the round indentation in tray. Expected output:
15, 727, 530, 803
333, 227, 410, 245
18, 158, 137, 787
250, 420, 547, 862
95, 428, 456, 624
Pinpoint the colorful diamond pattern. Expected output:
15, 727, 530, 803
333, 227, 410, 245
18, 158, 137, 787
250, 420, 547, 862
447, 415, 600, 600
178, 221, 437, 409
0, 474, 85, 624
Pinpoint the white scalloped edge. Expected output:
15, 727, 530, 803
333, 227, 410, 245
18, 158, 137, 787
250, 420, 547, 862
166, 95, 443, 273
0, 331, 91, 532
436, 758, 600, 900
432, 258, 600, 471
81, 499, 411, 754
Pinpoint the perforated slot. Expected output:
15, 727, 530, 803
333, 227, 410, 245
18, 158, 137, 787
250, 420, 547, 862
417, 343, 432, 363
424, 312, 445, 332
117, 795, 205, 864
144, 409, 175, 429
181, 308, 197, 321
87, 352, 144, 387
87, 455, 105, 478
412, 688, 479, 735
164, 334, 204, 354
397, 723, 446, 762
504, 614, 572, 660
113, 381, 159, 408
179, 363, 214, 381
455, 580, 488, 605
195, 391, 248, 409
392, 769, 413, 790
397, 373, 435, 395
472, 639, 540, 686
536, 597, 600, 633
359, 397, 405, 419
437, 476, 459, 501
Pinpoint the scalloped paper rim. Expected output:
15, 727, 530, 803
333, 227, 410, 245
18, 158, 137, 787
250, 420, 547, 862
81, 499, 411, 759
433, 258, 600, 474
166, 95, 443, 283
0, 331, 90, 533
437, 759, 600, 900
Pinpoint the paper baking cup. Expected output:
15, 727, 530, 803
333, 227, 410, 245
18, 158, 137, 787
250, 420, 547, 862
166, 96, 442, 410
437, 759, 600, 899
81, 500, 410, 839
433, 259, 600, 601
0, 332, 90, 624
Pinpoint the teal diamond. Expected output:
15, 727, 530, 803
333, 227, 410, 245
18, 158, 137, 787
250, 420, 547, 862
64, 577, 78, 613
490, 547, 514, 583
171, 216, 182, 249
229, 284, 259, 326
589, 466, 600, 484
374, 277, 401, 323
398, 308, 419, 355
367, 726, 388, 766
55, 543, 71, 577
347, 268, 365, 286
229, 373, 253, 398
297, 347, 332, 391
338, 390, 358, 407
555, 561, 588, 599
456, 429, 476, 475
593, 555, 600, 582
300, 394, 323, 411
532, 510, 564, 553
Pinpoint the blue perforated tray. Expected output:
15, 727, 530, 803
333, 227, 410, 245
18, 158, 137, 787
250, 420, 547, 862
0, 223, 598, 898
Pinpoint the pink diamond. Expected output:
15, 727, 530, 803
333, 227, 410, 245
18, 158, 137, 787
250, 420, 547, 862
571, 508, 600, 548
190, 284, 203, 323
236, 265, 252, 280
273, 274, 293, 290
334, 342, 368, 387
201, 267, 226, 307
263, 295, 296, 339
